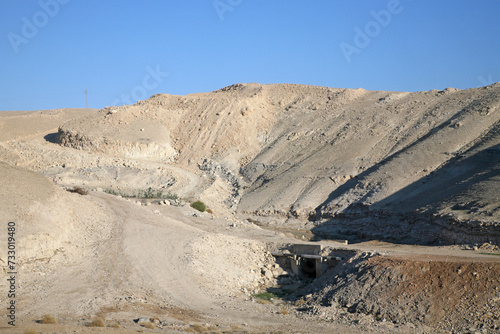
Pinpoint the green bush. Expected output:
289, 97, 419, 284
141, 187, 156, 199
190, 201, 206, 212
164, 191, 178, 200
104, 189, 119, 196
139, 188, 178, 199
104, 188, 179, 200
253, 290, 286, 301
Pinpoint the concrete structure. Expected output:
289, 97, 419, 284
272, 244, 341, 278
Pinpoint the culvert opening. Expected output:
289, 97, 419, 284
301, 258, 317, 278
271, 244, 344, 279
265, 244, 358, 304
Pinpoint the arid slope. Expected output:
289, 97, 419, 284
1, 86, 500, 333
56, 83, 500, 244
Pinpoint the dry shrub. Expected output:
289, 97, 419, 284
140, 321, 155, 329
255, 298, 270, 305
24, 330, 38, 334
185, 323, 208, 332
294, 298, 306, 306
86, 317, 106, 327
109, 322, 121, 328
206, 208, 213, 214
40, 314, 57, 324
279, 306, 289, 315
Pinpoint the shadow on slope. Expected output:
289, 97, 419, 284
309, 89, 500, 245
375, 145, 500, 214
313, 103, 469, 219
311, 142, 500, 246
44, 132, 59, 144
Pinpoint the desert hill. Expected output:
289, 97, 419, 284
54, 82, 500, 244
1, 84, 500, 333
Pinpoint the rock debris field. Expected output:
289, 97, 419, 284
0, 83, 500, 333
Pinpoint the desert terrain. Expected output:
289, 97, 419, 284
1, 83, 499, 333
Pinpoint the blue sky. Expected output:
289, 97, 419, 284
1, 0, 499, 110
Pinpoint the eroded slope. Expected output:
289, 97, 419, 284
53, 83, 500, 244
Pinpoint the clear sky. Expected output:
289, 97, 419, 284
1, 0, 499, 110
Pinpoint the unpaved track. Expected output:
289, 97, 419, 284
99, 192, 364, 332
113, 192, 210, 310
15, 191, 367, 333
4, 176, 497, 333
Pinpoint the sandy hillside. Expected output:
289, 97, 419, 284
52, 83, 500, 244
0, 85, 499, 333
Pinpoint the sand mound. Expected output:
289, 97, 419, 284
0, 161, 55, 219
0, 161, 113, 264
186, 234, 273, 295
0, 108, 96, 142
56, 84, 279, 168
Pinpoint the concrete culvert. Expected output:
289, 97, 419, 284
301, 258, 317, 277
